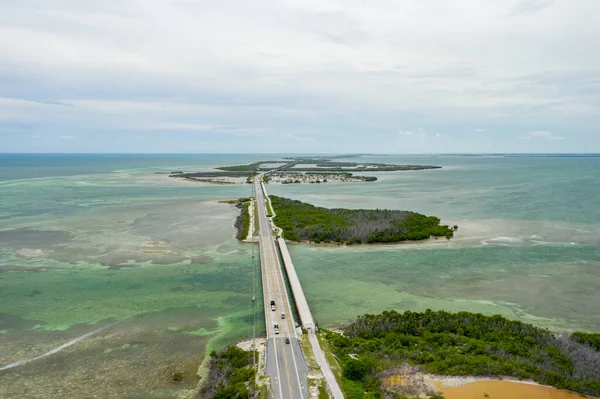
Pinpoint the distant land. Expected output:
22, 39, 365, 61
442, 153, 600, 157
168, 155, 442, 185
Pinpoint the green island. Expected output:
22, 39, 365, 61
266, 196, 456, 244
325, 310, 600, 399
169, 156, 442, 184
234, 198, 252, 240
217, 157, 441, 173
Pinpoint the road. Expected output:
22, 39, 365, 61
255, 179, 308, 399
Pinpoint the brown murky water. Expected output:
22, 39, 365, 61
438, 380, 592, 399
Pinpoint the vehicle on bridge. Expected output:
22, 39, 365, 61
281, 313, 285, 319
270, 300, 276, 311
274, 324, 279, 334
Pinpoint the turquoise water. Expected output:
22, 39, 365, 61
1, 154, 599, 397
268, 155, 600, 332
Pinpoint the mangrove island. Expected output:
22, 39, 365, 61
235, 196, 456, 244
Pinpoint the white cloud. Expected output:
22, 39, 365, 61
522, 130, 564, 140
31, 135, 40, 139
59, 135, 77, 140
511, 0, 555, 16
2, 0, 599, 116
475, 128, 485, 132
153, 123, 216, 131
1, 0, 599, 152
399, 130, 426, 140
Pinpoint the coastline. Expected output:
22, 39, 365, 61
434, 375, 548, 388
434, 378, 598, 399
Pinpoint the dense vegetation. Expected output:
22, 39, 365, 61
199, 346, 259, 399
289, 164, 441, 172
266, 200, 274, 217
217, 161, 280, 172
269, 196, 455, 244
215, 157, 441, 174
326, 310, 600, 398
573, 332, 600, 351
172, 157, 441, 185
234, 198, 251, 240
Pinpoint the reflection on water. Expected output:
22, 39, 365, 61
438, 380, 592, 399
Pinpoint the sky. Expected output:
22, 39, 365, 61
1, 0, 599, 153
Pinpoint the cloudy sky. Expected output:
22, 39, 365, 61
1, 0, 599, 153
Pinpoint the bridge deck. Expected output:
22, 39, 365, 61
276, 237, 315, 333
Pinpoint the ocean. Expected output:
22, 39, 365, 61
1, 154, 599, 398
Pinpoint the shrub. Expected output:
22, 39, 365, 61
343, 358, 370, 381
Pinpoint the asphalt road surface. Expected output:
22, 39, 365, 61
255, 179, 308, 399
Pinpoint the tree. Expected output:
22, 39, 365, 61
343, 358, 369, 381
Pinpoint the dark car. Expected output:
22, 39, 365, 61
285, 338, 290, 344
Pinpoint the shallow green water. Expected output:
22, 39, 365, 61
268, 155, 600, 332
0, 154, 267, 398
1, 154, 599, 397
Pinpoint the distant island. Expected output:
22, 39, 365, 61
235, 196, 456, 244
168, 156, 442, 185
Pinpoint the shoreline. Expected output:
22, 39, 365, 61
434, 377, 598, 399
434, 375, 547, 388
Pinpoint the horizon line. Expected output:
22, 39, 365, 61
1, 152, 600, 156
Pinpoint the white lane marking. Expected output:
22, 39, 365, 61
261, 185, 295, 398
273, 244, 305, 399
273, 273, 295, 397
263, 187, 303, 398
258, 180, 307, 398
262, 239, 283, 399
257, 184, 284, 399
267, 231, 294, 398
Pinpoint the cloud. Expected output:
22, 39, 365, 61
59, 135, 77, 140
510, 0, 555, 16
522, 130, 564, 140
475, 128, 485, 132
1, 0, 599, 153
31, 135, 40, 139
398, 130, 426, 140
152, 123, 216, 131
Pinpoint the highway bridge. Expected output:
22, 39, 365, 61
254, 179, 343, 399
